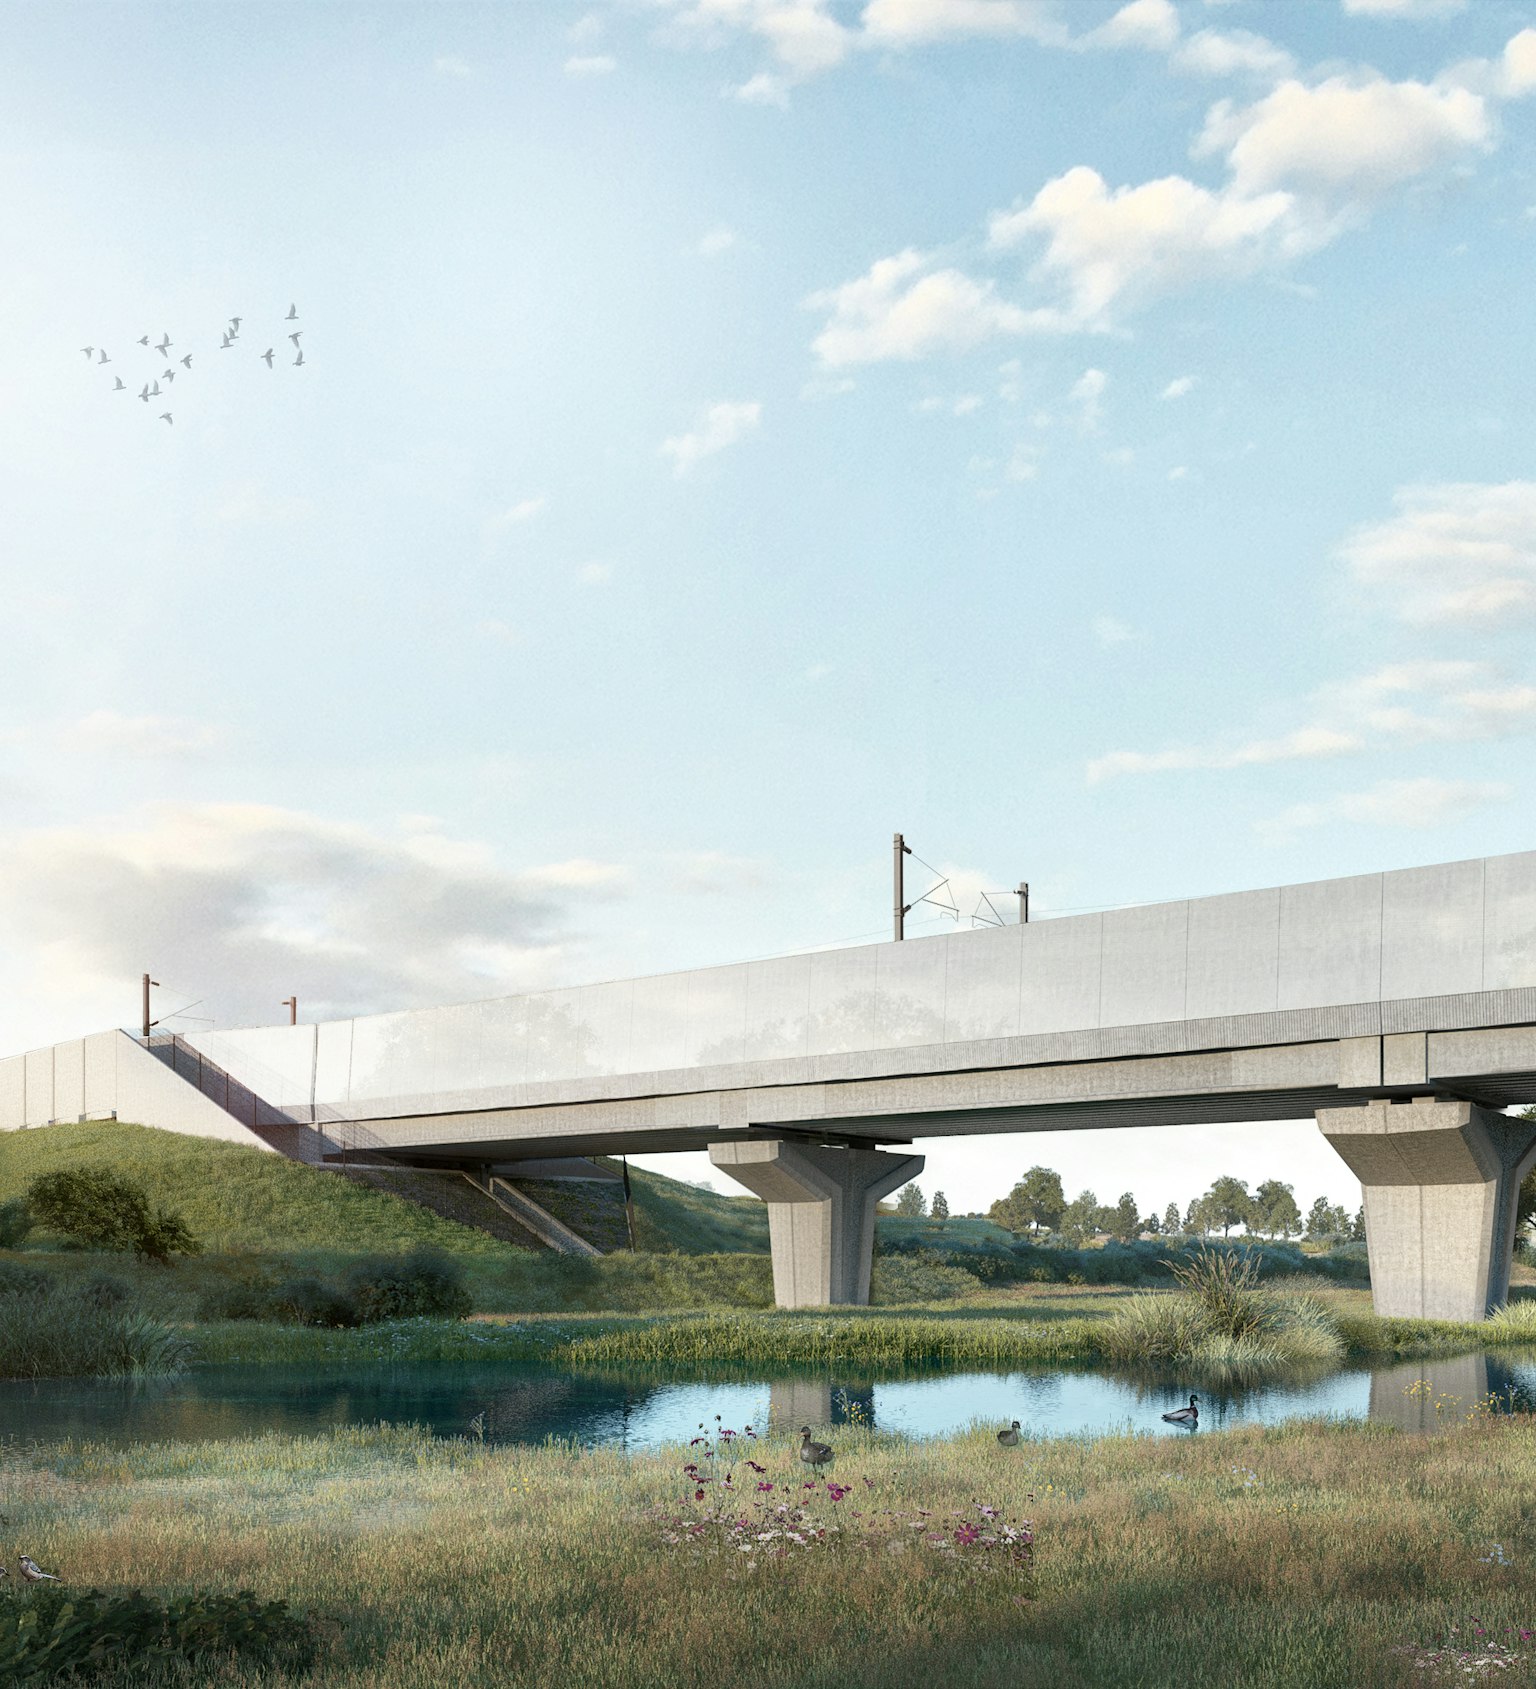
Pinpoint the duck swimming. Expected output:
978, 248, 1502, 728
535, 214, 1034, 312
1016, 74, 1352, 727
1161, 1394, 1199, 1426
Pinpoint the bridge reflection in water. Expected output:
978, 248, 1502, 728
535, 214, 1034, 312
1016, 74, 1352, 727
2, 1354, 1534, 1451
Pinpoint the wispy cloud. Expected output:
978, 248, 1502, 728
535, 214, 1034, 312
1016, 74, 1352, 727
1259, 776, 1509, 836
1161, 375, 1196, 399
565, 54, 617, 76
660, 401, 762, 476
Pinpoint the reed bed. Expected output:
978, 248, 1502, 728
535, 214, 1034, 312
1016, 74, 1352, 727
8, 1413, 1536, 1687
0, 1286, 188, 1380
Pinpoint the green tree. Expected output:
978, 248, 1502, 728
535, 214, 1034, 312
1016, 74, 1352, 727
1163, 1201, 1182, 1237
896, 1183, 926, 1219
1250, 1179, 1302, 1239
27, 1166, 200, 1264
1184, 1198, 1207, 1237
1143, 1209, 1161, 1236
1105, 1191, 1142, 1244
1059, 1188, 1102, 1247
930, 1190, 949, 1222
0, 1198, 32, 1250
1513, 1110, 1536, 1236
1350, 1204, 1366, 1243
988, 1165, 1065, 1237
1305, 1195, 1350, 1242
1202, 1176, 1252, 1238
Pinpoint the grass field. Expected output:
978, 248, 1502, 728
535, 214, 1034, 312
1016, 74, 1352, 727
8, 1414, 1536, 1688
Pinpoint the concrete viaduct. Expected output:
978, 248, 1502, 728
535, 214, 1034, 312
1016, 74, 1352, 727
6, 849, 1536, 1322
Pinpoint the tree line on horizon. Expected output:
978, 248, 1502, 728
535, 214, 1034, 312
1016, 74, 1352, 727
893, 1167, 1362, 1245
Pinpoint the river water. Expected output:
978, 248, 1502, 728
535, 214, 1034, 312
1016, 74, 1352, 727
2, 1348, 1533, 1449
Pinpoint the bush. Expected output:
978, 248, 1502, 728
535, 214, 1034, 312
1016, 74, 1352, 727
0, 1582, 319, 1684
343, 1249, 472, 1321
0, 1198, 33, 1249
76, 1273, 131, 1311
270, 1276, 362, 1328
26, 1166, 200, 1263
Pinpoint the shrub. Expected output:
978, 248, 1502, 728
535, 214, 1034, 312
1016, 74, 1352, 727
343, 1249, 471, 1321
0, 1198, 33, 1249
0, 1582, 319, 1684
270, 1276, 362, 1328
26, 1166, 200, 1263
77, 1273, 131, 1311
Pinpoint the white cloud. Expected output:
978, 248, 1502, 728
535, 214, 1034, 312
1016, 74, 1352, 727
1502, 30, 1536, 98
659, 401, 763, 476
915, 392, 983, 416
807, 249, 1058, 366
477, 618, 524, 646
1080, 0, 1181, 53
990, 165, 1307, 329
1092, 615, 1139, 646
0, 804, 624, 1033
1341, 0, 1465, 16
433, 55, 476, 79
578, 562, 614, 584
1173, 28, 1295, 80
568, 12, 605, 42
1338, 481, 1536, 626
1005, 442, 1040, 480
1167, 464, 1189, 481
1087, 725, 1362, 783
487, 496, 547, 532
52, 711, 225, 759
1161, 375, 1196, 398
1261, 777, 1509, 836
565, 54, 618, 76
1196, 75, 1491, 199
1069, 366, 1107, 429
860, 0, 1065, 46
734, 71, 791, 104
698, 224, 739, 256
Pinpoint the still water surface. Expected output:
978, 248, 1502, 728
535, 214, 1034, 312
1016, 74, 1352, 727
3, 1349, 1535, 1449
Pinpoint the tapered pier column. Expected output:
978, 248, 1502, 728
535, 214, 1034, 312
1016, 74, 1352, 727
1318, 1099, 1536, 1322
708, 1139, 924, 1308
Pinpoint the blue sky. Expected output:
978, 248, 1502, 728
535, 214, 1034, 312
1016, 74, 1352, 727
3, 0, 1534, 1219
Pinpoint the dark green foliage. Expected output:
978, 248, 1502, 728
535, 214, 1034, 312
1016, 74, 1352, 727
0, 1582, 319, 1684
1104, 1191, 1141, 1244
76, 1274, 131, 1311
929, 1190, 949, 1221
0, 1198, 33, 1249
895, 1183, 926, 1218
271, 1276, 363, 1328
0, 1260, 48, 1297
1199, 1176, 1253, 1237
989, 1165, 1066, 1235
342, 1250, 472, 1321
1250, 1178, 1303, 1238
27, 1166, 200, 1263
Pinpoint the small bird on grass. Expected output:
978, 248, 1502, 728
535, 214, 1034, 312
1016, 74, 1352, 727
19, 1556, 59, 1582
799, 1426, 833, 1469
1161, 1394, 1199, 1427
997, 1419, 1022, 1448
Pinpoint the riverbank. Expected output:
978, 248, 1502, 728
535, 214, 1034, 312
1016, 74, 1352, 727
6, 1414, 1536, 1687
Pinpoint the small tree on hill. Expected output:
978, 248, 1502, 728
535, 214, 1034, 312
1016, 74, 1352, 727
896, 1183, 927, 1218
1059, 1188, 1102, 1247
1163, 1201, 1182, 1237
28, 1167, 200, 1264
930, 1190, 949, 1222
1250, 1179, 1302, 1239
1143, 1209, 1161, 1236
988, 1165, 1065, 1236
1305, 1195, 1350, 1242
1105, 1191, 1141, 1244
1202, 1176, 1252, 1238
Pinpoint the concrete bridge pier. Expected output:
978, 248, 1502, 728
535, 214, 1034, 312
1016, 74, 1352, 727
709, 1139, 924, 1308
1319, 1098, 1536, 1322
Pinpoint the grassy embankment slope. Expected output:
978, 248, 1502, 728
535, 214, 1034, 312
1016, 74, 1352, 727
8, 1414, 1536, 1688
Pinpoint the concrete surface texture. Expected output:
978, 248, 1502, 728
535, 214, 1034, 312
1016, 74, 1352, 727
708, 1140, 923, 1306
1319, 1098, 1536, 1321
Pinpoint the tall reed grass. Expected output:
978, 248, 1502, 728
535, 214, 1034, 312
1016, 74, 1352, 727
0, 1287, 189, 1379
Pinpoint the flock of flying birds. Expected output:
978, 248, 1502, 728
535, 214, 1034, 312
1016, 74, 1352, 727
79, 304, 305, 425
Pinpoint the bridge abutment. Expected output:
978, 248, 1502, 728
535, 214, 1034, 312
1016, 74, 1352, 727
708, 1139, 924, 1308
1318, 1098, 1536, 1322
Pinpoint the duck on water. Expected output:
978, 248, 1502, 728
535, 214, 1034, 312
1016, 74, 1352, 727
1162, 1395, 1199, 1426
